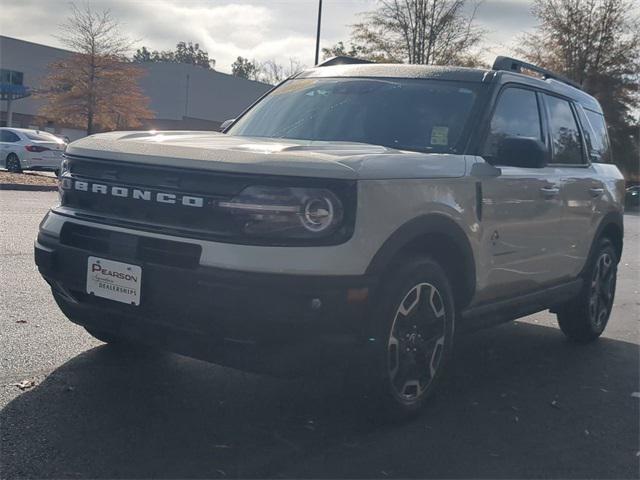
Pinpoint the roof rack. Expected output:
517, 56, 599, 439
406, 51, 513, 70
492, 56, 581, 90
316, 56, 374, 67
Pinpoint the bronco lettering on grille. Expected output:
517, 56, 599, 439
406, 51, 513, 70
61, 178, 205, 208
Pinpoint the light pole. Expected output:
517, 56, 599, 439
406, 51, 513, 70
314, 0, 323, 65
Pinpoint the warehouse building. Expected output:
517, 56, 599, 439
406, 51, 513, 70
0, 36, 272, 140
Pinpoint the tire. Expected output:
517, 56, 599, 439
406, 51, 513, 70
5, 153, 22, 173
556, 238, 618, 343
363, 256, 456, 419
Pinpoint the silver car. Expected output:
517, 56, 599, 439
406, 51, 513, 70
0, 127, 66, 174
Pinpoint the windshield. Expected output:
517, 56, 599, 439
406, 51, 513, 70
228, 77, 479, 153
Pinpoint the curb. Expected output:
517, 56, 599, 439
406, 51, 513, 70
0, 183, 58, 192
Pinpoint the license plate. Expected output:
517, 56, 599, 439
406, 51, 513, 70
86, 257, 142, 305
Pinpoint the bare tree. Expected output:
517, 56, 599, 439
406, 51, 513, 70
518, 0, 640, 179
39, 4, 152, 135
350, 0, 485, 65
256, 58, 305, 85
57, 3, 132, 57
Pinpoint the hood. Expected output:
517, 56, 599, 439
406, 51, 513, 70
66, 130, 466, 180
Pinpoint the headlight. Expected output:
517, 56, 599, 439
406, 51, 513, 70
302, 196, 335, 232
57, 159, 70, 203
59, 158, 70, 176
218, 185, 344, 239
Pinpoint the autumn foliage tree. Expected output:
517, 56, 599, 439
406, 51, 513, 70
39, 4, 153, 135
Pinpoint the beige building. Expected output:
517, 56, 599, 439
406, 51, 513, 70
0, 36, 272, 140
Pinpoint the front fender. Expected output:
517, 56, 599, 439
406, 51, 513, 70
365, 213, 476, 306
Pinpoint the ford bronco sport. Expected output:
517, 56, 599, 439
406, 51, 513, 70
35, 56, 625, 416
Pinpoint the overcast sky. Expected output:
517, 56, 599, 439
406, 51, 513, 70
0, 0, 538, 73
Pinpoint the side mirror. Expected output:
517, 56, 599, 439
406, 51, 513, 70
219, 119, 235, 132
495, 136, 547, 168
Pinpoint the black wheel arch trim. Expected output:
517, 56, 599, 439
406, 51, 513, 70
584, 211, 624, 274
365, 213, 476, 307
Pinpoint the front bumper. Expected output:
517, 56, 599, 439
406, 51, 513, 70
35, 221, 377, 376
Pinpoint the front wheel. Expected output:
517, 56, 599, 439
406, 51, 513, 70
556, 238, 617, 342
365, 256, 456, 418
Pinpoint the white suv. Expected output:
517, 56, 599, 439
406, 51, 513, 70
0, 127, 66, 175
35, 57, 625, 417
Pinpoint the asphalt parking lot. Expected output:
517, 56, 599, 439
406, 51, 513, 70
1, 190, 638, 479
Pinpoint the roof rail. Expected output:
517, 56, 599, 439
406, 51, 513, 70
492, 56, 581, 90
316, 56, 374, 67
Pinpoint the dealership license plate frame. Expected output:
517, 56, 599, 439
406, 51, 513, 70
86, 256, 142, 306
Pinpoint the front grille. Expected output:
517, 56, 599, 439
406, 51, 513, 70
59, 154, 356, 245
60, 223, 202, 268
60, 156, 251, 238
67, 156, 251, 196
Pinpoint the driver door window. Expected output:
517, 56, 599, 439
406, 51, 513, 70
484, 87, 543, 158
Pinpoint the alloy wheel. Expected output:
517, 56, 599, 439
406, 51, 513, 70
589, 251, 615, 332
6, 154, 21, 173
387, 282, 447, 402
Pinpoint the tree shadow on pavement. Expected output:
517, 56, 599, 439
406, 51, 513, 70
1, 320, 638, 479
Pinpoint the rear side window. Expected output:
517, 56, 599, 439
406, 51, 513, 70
0, 130, 20, 142
581, 109, 611, 163
544, 95, 584, 165
484, 87, 542, 156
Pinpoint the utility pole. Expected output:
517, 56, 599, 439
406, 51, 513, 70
314, 0, 323, 65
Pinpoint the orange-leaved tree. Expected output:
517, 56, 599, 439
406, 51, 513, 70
39, 4, 153, 135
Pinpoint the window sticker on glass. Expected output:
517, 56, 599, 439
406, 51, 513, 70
431, 126, 449, 146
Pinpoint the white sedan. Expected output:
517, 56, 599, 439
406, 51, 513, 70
0, 127, 67, 175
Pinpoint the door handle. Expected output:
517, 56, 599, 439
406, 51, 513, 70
589, 188, 604, 197
540, 187, 560, 198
